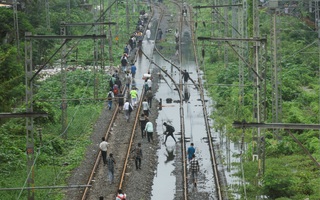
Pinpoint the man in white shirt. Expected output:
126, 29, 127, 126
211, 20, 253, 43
123, 100, 133, 122
144, 119, 154, 142
142, 98, 150, 117
99, 137, 109, 165
147, 78, 152, 90
146, 28, 151, 41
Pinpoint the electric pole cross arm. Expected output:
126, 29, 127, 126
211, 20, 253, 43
193, 4, 242, 9
60, 22, 117, 26
0, 112, 48, 118
232, 121, 320, 130
25, 34, 107, 39
197, 36, 267, 42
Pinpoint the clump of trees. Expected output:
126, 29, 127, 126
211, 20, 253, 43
195, 1, 320, 199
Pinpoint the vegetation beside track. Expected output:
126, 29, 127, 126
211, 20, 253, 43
195, 2, 320, 199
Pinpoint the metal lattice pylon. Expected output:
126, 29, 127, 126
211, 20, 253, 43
25, 32, 35, 200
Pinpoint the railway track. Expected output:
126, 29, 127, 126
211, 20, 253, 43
79, 1, 228, 200
149, 1, 227, 199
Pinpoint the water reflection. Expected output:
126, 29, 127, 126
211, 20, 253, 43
164, 146, 175, 164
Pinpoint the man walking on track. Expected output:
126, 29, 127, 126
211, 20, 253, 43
99, 137, 109, 165
144, 119, 154, 143
131, 143, 143, 170
190, 154, 200, 187
106, 153, 116, 184
187, 143, 195, 162
163, 122, 177, 144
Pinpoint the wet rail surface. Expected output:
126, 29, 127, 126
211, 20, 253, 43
147, 1, 227, 199
81, 0, 227, 199
80, 6, 156, 200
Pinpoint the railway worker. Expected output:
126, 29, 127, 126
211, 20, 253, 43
125, 71, 132, 90
131, 143, 143, 170
163, 122, 177, 145
99, 137, 109, 165
107, 89, 115, 110
106, 153, 116, 185
139, 113, 148, 138
130, 87, 138, 107
123, 100, 134, 122
145, 88, 153, 108
142, 98, 150, 117
130, 63, 137, 78
117, 90, 124, 113
116, 189, 127, 200
182, 69, 190, 83
144, 119, 154, 143
189, 154, 200, 187
187, 143, 196, 162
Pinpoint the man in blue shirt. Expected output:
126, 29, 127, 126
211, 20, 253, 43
187, 143, 195, 162
131, 63, 137, 78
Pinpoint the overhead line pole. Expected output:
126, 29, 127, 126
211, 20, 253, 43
24, 32, 106, 199
232, 121, 320, 169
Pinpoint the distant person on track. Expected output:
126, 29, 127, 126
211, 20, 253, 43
125, 71, 132, 90
145, 88, 153, 108
147, 77, 152, 90
146, 28, 151, 41
157, 28, 163, 41
115, 76, 122, 90
175, 29, 179, 43
130, 87, 138, 107
187, 143, 196, 162
139, 113, 148, 138
116, 189, 127, 200
131, 143, 143, 170
189, 154, 200, 187
117, 90, 124, 113
182, 69, 190, 83
99, 137, 109, 165
163, 122, 177, 145
182, 5, 187, 17
130, 63, 137, 78
144, 119, 154, 143
123, 100, 134, 122
106, 153, 116, 185
142, 98, 150, 117
107, 89, 115, 110
120, 53, 128, 73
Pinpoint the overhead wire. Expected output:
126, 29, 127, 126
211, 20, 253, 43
17, 69, 98, 198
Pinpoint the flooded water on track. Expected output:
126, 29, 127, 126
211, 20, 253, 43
138, 33, 241, 199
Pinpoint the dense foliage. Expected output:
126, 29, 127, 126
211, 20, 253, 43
194, 0, 320, 199
0, 0, 137, 199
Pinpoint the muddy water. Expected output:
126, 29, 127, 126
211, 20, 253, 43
138, 33, 241, 199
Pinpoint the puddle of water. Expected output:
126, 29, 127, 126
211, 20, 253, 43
138, 38, 242, 199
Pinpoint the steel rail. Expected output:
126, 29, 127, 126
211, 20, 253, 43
81, 87, 126, 200
176, 1, 189, 199
189, 4, 226, 200
152, 1, 189, 199
80, 4, 154, 195
117, 1, 156, 193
